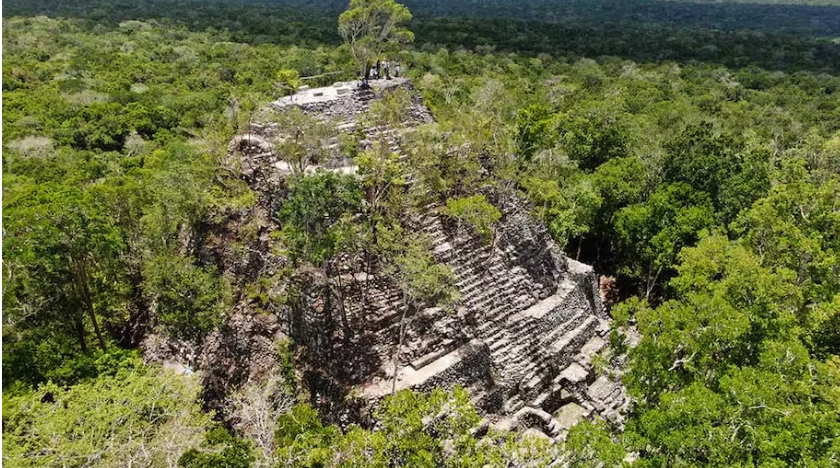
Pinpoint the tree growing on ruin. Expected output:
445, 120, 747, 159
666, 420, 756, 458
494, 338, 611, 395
383, 233, 459, 395
338, 0, 414, 82
278, 173, 363, 340
275, 69, 301, 97
272, 387, 560, 466
442, 194, 502, 244
269, 108, 337, 175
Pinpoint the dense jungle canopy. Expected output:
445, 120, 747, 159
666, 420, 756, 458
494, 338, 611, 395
2, 0, 839, 467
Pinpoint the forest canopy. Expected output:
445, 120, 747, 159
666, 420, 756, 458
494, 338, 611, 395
2, 0, 839, 466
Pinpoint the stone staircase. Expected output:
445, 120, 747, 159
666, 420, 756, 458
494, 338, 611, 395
352, 196, 629, 437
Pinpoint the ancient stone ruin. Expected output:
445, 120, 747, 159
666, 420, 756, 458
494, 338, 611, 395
215, 79, 631, 440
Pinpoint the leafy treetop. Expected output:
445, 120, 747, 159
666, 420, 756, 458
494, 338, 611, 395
339, 0, 414, 78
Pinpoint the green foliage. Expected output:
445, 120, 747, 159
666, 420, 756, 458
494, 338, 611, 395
592, 157, 648, 213
734, 166, 840, 356
565, 419, 627, 468
407, 125, 484, 200
614, 183, 716, 297
3, 181, 125, 363
364, 87, 413, 130
356, 140, 406, 232
624, 233, 840, 466
339, 0, 414, 78
516, 103, 559, 162
520, 176, 602, 250
663, 123, 771, 222
3, 365, 213, 468
278, 172, 363, 265
443, 194, 502, 242
276, 338, 298, 392
561, 115, 628, 171
1, 346, 141, 392
179, 428, 255, 468
3, 73, 241, 382
4, 5, 840, 468
142, 254, 232, 342
269, 108, 338, 174
389, 234, 460, 309
373, 387, 481, 466
275, 404, 342, 466
276, 69, 301, 96
273, 387, 557, 467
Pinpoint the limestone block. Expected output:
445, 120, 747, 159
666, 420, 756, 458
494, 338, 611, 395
554, 402, 589, 431
504, 396, 525, 415
587, 376, 619, 403
559, 362, 589, 384
577, 335, 607, 362
493, 417, 519, 432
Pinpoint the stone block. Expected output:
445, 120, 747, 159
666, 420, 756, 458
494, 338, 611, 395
560, 362, 589, 384
587, 376, 618, 403
554, 402, 589, 431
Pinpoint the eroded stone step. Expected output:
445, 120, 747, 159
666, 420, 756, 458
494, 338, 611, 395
548, 316, 599, 358
410, 338, 457, 370
362, 339, 487, 399
539, 310, 588, 348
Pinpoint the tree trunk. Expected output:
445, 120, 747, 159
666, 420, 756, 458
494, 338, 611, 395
73, 311, 88, 353
391, 298, 411, 396
123, 269, 149, 348
362, 219, 379, 328
645, 263, 665, 301
74, 258, 107, 352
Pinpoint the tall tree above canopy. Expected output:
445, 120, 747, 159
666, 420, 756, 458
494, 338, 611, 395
338, 0, 414, 81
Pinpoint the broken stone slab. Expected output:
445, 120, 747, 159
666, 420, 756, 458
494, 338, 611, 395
577, 335, 607, 363
523, 427, 552, 441
553, 402, 590, 431
602, 387, 625, 409
503, 396, 525, 415
513, 406, 562, 438
434, 241, 454, 254
559, 362, 589, 385
353, 272, 369, 282
548, 316, 598, 356
492, 417, 519, 432
410, 339, 457, 370
522, 291, 567, 320
272, 81, 358, 109
587, 375, 619, 403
